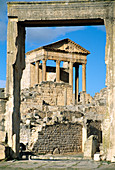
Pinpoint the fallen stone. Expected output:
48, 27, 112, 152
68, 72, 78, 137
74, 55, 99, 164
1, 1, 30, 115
53, 148, 60, 155
94, 153, 100, 161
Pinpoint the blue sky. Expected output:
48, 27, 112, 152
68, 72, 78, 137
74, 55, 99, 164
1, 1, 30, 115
0, 0, 106, 96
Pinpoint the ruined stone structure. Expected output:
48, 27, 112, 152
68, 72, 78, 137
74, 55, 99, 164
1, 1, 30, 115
21, 81, 73, 106
20, 85, 106, 156
0, 89, 7, 159
0, 0, 115, 162
19, 39, 90, 155
19, 37, 105, 156
33, 123, 82, 154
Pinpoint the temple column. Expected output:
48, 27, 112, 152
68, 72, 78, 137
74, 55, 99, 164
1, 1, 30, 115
30, 63, 34, 86
35, 61, 39, 84
75, 64, 79, 102
42, 59, 46, 81
69, 61, 73, 91
56, 60, 60, 82
82, 64, 86, 92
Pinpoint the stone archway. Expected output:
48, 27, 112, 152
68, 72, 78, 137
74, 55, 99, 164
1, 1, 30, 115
5, 0, 115, 161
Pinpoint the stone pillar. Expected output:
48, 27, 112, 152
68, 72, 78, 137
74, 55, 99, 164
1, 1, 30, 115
39, 66, 42, 83
103, 17, 115, 162
75, 65, 79, 103
56, 60, 60, 82
30, 63, 35, 86
5, 18, 25, 159
69, 61, 73, 92
82, 64, 86, 92
82, 124, 87, 152
64, 88, 67, 106
42, 59, 46, 81
35, 61, 39, 84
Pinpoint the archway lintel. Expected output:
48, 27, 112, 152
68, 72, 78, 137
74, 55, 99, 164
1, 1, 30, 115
18, 18, 104, 27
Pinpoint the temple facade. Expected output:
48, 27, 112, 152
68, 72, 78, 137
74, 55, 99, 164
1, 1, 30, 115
21, 38, 90, 104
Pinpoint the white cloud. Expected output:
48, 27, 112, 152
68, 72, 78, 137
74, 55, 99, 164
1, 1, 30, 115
93, 26, 106, 32
0, 80, 6, 88
26, 26, 85, 46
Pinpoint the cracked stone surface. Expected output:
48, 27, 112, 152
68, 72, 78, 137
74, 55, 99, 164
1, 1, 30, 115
0, 159, 115, 170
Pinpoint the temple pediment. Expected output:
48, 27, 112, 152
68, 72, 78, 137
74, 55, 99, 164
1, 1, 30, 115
44, 38, 90, 54
26, 38, 90, 66
26, 38, 90, 55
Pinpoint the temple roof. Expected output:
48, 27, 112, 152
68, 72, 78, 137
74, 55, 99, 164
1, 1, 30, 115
26, 38, 90, 55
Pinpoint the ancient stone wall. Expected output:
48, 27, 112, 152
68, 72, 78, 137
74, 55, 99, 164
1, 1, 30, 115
0, 88, 6, 132
21, 81, 73, 111
0, 100, 6, 132
0, 88, 7, 159
32, 123, 82, 154
20, 87, 106, 156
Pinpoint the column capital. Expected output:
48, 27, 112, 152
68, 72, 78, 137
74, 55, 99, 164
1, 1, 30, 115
35, 60, 40, 64
8, 17, 18, 23
83, 61, 87, 65
42, 59, 46, 63
69, 61, 74, 64
56, 60, 60, 64
82, 63, 86, 67
69, 61, 73, 70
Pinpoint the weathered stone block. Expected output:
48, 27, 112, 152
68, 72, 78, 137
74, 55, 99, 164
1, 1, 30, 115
0, 144, 5, 160
94, 153, 100, 161
84, 135, 98, 158
0, 88, 5, 98
0, 131, 6, 143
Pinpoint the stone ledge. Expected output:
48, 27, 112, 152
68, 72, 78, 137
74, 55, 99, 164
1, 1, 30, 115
7, 0, 115, 5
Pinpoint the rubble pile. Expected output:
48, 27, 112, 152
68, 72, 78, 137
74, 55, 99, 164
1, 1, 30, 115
20, 86, 107, 155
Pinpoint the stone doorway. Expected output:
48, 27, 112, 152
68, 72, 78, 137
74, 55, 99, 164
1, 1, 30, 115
5, 1, 115, 161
